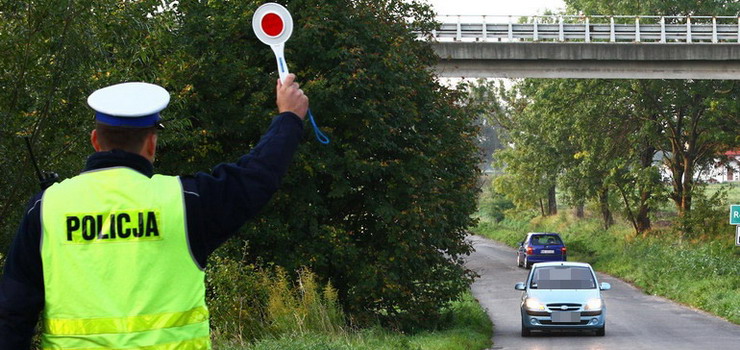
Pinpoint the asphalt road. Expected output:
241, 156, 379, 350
466, 235, 740, 350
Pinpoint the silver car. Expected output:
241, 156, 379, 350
515, 261, 610, 336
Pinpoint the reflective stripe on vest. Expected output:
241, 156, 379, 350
40, 167, 209, 349
44, 305, 208, 335
42, 336, 210, 350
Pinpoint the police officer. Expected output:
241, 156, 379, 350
0, 74, 308, 349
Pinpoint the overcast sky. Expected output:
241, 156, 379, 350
424, 0, 567, 16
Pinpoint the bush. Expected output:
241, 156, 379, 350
169, 0, 480, 327
213, 290, 492, 350
478, 184, 515, 222
672, 185, 729, 240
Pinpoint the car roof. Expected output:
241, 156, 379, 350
527, 232, 562, 237
527, 232, 560, 238
532, 261, 592, 268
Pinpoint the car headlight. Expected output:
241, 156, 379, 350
524, 298, 545, 311
585, 298, 602, 310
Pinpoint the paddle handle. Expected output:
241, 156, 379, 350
270, 43, 289, 83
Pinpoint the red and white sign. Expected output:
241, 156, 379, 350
252, 3, 294, 82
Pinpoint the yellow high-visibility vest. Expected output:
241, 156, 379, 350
40, 167, 210, 349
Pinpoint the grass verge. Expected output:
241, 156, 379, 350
208, 256, 492, 350
214, 294, 492, 350
473, 213, 740, 324
213, 292, 492, 350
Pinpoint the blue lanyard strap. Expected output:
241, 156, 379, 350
307, 109, 330, 144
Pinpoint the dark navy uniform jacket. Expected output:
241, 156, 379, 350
0, 112, 303, 349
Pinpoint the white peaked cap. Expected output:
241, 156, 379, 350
88, 82, 170, 127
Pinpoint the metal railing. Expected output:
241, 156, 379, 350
426, 15, 740, 43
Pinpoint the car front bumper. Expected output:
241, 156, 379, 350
521, 309, 606, 331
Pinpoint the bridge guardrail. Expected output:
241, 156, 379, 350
424, 15, 740, 43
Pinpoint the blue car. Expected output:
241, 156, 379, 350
517, 232, 566, 269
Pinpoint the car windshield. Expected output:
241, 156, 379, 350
530, 235, 563, 245
530, 266, 596, 289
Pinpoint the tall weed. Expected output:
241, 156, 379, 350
264, 267, 345, 336
206, 257, 346, 347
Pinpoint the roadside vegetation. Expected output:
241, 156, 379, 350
207, 256, 491, 349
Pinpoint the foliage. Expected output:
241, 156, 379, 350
0, 0, 480, 329
559, 0, 740, 224
478, 181, 515, 223
213, 291, 492, 350
193, 0, 480, 327
488, 79, 562, 216
564, 0, 740, 16
474, 0, 740, 236
465, 79, 507, 171
478, 69, 739, 236
206, 256, 345, 345
474, 211, 740, 324
672, 184, 730, 239
706, 183, 740, 205
0, 0, 169, 249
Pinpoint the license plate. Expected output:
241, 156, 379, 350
541, 249, 554, 254
552, 311, 580, 323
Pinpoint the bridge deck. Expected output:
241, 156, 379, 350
424, 15, 740, 79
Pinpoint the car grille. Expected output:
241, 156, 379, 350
546, 303, 581, 311
540, 320, 591, 325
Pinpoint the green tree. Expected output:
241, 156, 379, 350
0, 0, 172, 251
2, 0, 481, 328
563, 0, 740, 224
565, 0, 740, 16
226, 0, 479, 326
490, 79, 564, 217
466, 79, 507, 171
483, 75, 672, 235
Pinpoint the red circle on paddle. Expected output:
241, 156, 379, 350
261, 13, 284, 37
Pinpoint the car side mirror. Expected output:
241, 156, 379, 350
514, 282, 526, 290
600, 282, 611, 290
518, 241, 523, 246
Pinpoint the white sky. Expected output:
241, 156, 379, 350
424, 0, 567, 16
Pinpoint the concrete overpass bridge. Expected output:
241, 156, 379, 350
425, 15, 740, 79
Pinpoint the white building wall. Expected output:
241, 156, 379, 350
657, 154, 740, 184
697, 156, 740, 183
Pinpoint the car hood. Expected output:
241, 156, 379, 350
527, 289, 601, 303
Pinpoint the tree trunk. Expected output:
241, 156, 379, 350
681, 156, 694, 215
539, 199, 545, 217
598, 187, 613, 229
616, 183, 640, 236
668, 154, 684, 214
635, 145, 654, 233
547, 185, 557, 216
574, 203, 584, 218
635, 201, 651, 234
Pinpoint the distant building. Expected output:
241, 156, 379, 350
656, 149, 740, 184
697, 149, 740, 183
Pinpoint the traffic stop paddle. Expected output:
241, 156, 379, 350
252, 2, 330, 144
